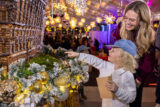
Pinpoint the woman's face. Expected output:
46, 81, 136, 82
124, 10, 139, 31
108, 48, 121, 63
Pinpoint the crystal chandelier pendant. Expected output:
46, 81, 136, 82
66, 0, 87, 16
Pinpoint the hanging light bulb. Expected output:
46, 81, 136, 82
92, 10, 96, 14
81, 18, 86, 23
70, 17, 77, 29
47, 16, 53, 20
55, 17, 61, 23
90, 21, 96, 27
96, 17, 102, 23
51, 20, 55, 25
46, 5, 50, 11
59, 24, 62, 28
87, 26, 91, 30
76, 8, 82, 16
87, 0, 91, 6
46, 20, 50, 25
95, 4, 100, 9
65, 16, 70, 20
64, 12, 70, 20
85, 7, 89, 12
78, 22, 83, 27
101, 2, 106, 8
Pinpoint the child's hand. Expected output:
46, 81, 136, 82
65, 51, 79, 58
106, 80, 118, 93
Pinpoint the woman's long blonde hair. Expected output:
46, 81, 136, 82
120, 1, 153, 57
117, 49, 138, 73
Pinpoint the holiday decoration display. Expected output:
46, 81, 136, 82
0, 46, 89, 106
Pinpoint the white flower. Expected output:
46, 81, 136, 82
46, 59, 49, 62
82, 65, 89, 72
50, 86, 59, 96
31, 93, 43, 104
46, 45, 53, 51
49, 97, 55, 104
56, 88, 69, 101
53, 62, 59, 67
28, 63, 41, 72
24, 97, 31, 103
30, 76, 37, 81
20, 78, 32, 87
13, 72, 17, 76
18, 58, 25, 66
36, 72, 42, 80
40, 65, 46, 71
9, 63, 18, 72
0, 67, 4, 72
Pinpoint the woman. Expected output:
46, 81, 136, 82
112, 1, 156, 107
155, 22, 160, 107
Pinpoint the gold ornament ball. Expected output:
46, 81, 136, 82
2, 70, 7, 77
54, 75, 69, 86
52, 49, 57, 54
43, 105, 48, 107
33, 81, 42, 93
42, 83, 52, 92
76, 74, 84, 82
40, 71, 49, 84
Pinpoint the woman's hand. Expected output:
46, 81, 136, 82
106, 80, 118, 93
65, 51, 79, 58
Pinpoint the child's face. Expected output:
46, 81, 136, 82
108, 48, 121, 63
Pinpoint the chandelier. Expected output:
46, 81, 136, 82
53, 3, 67, 15
50, 0, 67, 17
66, 0, 87, 16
